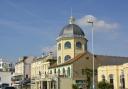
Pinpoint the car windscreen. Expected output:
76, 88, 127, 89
5, 87, 15, 89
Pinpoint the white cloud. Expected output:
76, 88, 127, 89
77, 15, 119, 30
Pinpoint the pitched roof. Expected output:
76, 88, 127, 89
49, 52, 86, 68
49, 52, 128, 69
95, 55, 128, 66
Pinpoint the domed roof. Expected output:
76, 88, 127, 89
59, 17, 85, 37
59, 24, 85, 36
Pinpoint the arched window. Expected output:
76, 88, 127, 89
58, 56, 61, 63
58, 43, 61, 50
64, 55, 71, 61
109, 74, 114, 89
120, 72, 125, 89
63, 68, 65, 75
67, 67, 70, 77
58, 69, 60, 75
54, 69, 56, 74
50, 70, 52, 74
76, 42, 82, 49
64, 41, 71, 49
102, 75, 105, 81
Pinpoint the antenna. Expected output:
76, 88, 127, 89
70, 7, 72, 17
69, 7, 75, 24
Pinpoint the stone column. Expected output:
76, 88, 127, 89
47, 81, 49, 89
35, 82, 38, 89
40, 81, 42, 89
49, 81, 51, 89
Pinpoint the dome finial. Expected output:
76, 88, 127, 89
69, 16, 75, 24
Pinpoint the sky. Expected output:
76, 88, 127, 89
0, 0, 128, 62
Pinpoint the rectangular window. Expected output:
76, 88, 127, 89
26, 75, 28, 78
2, 63, 4, 67
81, 69, 86, 75
9, 64, 12, 67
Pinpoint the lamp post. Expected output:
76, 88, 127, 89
87, 17, 95, 89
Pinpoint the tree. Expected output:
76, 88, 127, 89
3, 63, 8, 71
98, 81, 113, 89
85, 69, 92, 89
72, 84, 79, 89
84, 68, 97, 89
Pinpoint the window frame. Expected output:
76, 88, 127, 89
64, 41, 71, 49
64, 55, 71, 61
67, 67, 70, 77
76, 41, 82, 49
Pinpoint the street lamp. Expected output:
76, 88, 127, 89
87, 17, 95, 89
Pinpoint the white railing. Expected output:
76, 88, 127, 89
33, 73, 68, 81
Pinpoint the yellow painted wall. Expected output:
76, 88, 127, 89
57, 37, 87, 65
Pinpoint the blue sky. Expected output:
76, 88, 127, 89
0, 0, 128, 62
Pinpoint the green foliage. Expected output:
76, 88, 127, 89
98, 81, 113, 89
3, 64, 8, 71
72, 84, 79, 89
84, 68, 97, 89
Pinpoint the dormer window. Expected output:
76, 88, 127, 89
64, 41, 71, 49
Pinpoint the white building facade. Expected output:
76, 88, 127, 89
0, 58, 13, 71
0, 72, 12, 86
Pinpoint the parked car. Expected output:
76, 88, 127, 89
0, 83, 9, 89
4, 87, 16, 89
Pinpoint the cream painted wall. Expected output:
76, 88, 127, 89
123, 63, 128, 88
0, 72, 12, 85
49, 65, 72, 78
59, 78, 73, 89
98, 63, 128, 89
15, 62, 24, 75
31, 59, 50, 79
